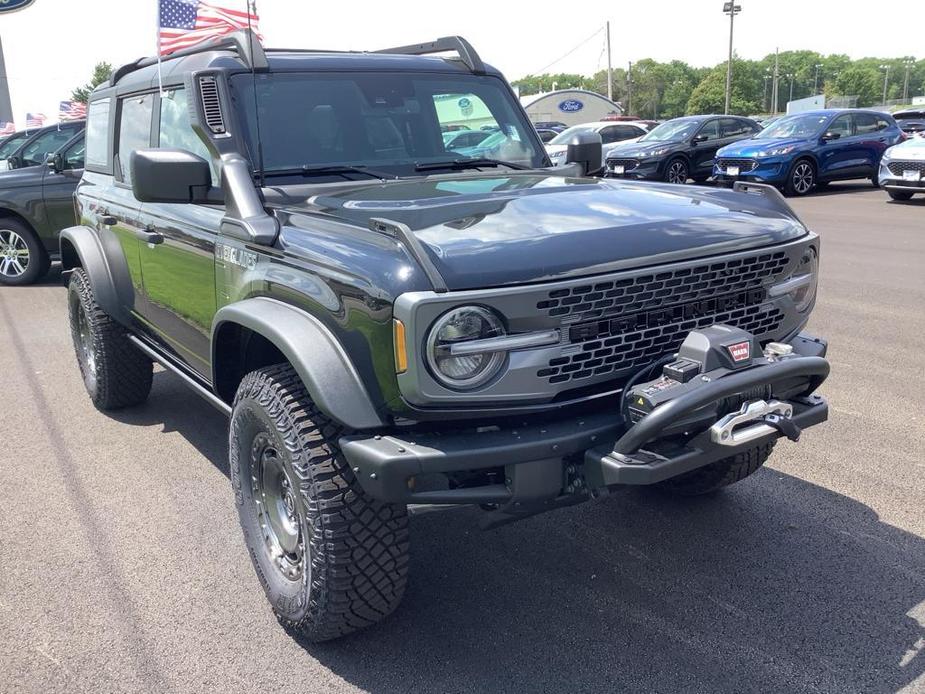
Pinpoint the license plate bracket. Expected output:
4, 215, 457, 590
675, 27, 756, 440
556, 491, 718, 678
902, 169, 921, 181
726, 165, 740, 177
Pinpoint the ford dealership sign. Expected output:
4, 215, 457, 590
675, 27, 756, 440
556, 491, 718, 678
0, 0, 36, 13
558, 99, 584, 113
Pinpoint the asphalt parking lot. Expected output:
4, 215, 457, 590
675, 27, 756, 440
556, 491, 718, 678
0, 182, 923, 694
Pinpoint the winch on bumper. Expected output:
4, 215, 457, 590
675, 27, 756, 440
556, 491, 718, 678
340, 326, 829, 522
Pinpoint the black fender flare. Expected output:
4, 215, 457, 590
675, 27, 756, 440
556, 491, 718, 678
211, 297, 386, 431
58, 225, 133, 323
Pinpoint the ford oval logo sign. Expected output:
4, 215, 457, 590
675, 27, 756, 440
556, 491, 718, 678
558, 99, 584, 113
0, 0, 36, 13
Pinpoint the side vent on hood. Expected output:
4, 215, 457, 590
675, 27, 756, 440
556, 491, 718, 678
199, 76, 226, 134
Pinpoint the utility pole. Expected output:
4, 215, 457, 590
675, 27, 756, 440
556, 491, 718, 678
771, 48, 779, 115
903, 60, 913, 102
764, 73, 771, 113
627, 61, 633, 116
814, 64, 823, 94
788, 73, 795, 104
880, 64, 890, 105
722, 2, 742, 114
606, 21, 613, 102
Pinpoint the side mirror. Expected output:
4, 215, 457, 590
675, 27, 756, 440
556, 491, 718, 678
7, 155, 21, 170
821, 131, 841, 142
564, 130, 603, 176
131, 148, 212, 203
46, 153, 63, 173
691, 134, 709, 145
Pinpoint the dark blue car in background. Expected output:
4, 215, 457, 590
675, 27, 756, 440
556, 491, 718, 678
713, 109, 904, 196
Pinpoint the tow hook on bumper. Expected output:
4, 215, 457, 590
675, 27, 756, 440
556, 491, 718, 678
710, 399, 795, 446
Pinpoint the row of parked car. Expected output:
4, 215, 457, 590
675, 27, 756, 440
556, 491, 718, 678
534, 110, 925, 201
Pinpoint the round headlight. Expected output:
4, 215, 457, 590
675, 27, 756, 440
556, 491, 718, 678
791, 246, 818, 312
426, 306, 506, 389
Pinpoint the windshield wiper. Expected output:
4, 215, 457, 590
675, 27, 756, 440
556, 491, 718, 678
262, 164, 398, 181
414, 157, 531, 172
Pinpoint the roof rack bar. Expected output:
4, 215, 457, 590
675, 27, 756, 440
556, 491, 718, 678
375, 36, 485, 74
108, 29, 267, 87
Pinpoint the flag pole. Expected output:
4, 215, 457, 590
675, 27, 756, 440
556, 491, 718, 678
156, 1, 165, 96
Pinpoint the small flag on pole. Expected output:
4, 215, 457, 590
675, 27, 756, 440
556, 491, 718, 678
0, 122, 15, 136
158, 0, 260, 56
59, 101, 88, 122
25, 113, 46, 129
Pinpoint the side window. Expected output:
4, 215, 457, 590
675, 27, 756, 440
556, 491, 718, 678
854, 113, 879, 135
697, 119, 722, 141
116, 93, 154, 185
63, 138, 86, 170
876, 117, 892, 131
85, 99, 111, 172
21, 129, 76, 167
158, 87, 218, 185
827, 114, 854, 138
599, 126, 622, 144
720, 118, 750, 138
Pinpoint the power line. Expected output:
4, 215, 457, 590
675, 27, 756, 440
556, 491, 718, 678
532, 26, 605, 75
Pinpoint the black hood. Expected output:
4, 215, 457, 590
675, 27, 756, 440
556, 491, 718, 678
277, 173, 807, 291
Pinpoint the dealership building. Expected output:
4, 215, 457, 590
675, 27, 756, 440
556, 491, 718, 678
520, 89, 623, 126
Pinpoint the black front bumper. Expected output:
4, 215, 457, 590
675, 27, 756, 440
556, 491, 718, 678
340, 333, 829, 508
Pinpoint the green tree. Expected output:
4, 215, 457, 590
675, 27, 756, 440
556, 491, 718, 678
71, 62, 114, 104
511, 72, 588, 96
834, 66, 881, 106
686, 59, 761, 115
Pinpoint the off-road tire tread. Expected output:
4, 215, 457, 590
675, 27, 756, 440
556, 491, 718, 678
68, 267, 152, 409
231, 364, 409, 642
656, 441, 775, 496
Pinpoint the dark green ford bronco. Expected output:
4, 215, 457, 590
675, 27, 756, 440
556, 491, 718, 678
62, 32, 830, 641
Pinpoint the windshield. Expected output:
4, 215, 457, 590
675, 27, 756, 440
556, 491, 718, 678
639, 119, 699, 142
0, 132, 29, 158
755, 114, 829, 139
548, 125, 595, 145
231, 72, 546, 180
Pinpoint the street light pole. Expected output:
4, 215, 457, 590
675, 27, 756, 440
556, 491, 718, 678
606, 21, 613, 102
787, 73, 795, 106
771, 48, 779, 115
627, 61, 633, 117
903, 60, 913, 103
722, 2, 742, 115
764, 73, 771, 113
814, 64, 823, 94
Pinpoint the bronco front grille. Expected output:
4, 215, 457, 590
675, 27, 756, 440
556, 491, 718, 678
535, 250, 791, 385
888, 160, 925, 176
536, 251, 789, 323
716, 158, 759, 173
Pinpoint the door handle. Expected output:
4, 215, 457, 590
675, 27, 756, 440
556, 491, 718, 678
135, 227, 164, 245
99, 213, 118, 226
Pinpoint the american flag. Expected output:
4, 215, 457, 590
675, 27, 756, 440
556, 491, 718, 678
158, 0, 260, 56
0, 122, 14, 136
59, 100, 88, 121
25, 113, 46, 129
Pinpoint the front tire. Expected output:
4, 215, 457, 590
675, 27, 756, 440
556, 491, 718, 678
888, 190, 914, 201
67, 267, 153, 410
664, 157, 689, 184
656, 442, 775, 496
784, 158, 815, 197
0, 219, 49, 286
230, 364, 409, 642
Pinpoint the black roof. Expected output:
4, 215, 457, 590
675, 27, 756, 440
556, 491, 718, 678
102, 32, 501, 95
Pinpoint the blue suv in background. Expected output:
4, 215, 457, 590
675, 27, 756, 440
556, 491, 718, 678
714, 109, 904, 196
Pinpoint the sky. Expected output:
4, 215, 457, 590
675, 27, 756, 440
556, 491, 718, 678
0, 0, 921, 125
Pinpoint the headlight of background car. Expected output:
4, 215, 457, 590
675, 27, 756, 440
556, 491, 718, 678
758, 144, 797, 157
771, 246, 818, 313
880, 147, 893, 163
426, 306, 506, 389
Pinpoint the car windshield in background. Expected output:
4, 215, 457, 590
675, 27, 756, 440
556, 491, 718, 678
231, 72, 546, 180
548, 125, 594, 145
638, 119, 698, 142
756, 114, 829, 139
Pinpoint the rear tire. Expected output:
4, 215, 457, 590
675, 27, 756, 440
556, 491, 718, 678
783, 158, 815, 197
67, 267, 153, 410
0, 219, 49, 286
888, 190, 914, 201
230, 364, 409, 642
656, 441, 775, 496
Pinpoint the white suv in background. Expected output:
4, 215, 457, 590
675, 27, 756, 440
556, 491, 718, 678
546, 121, 651, 168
